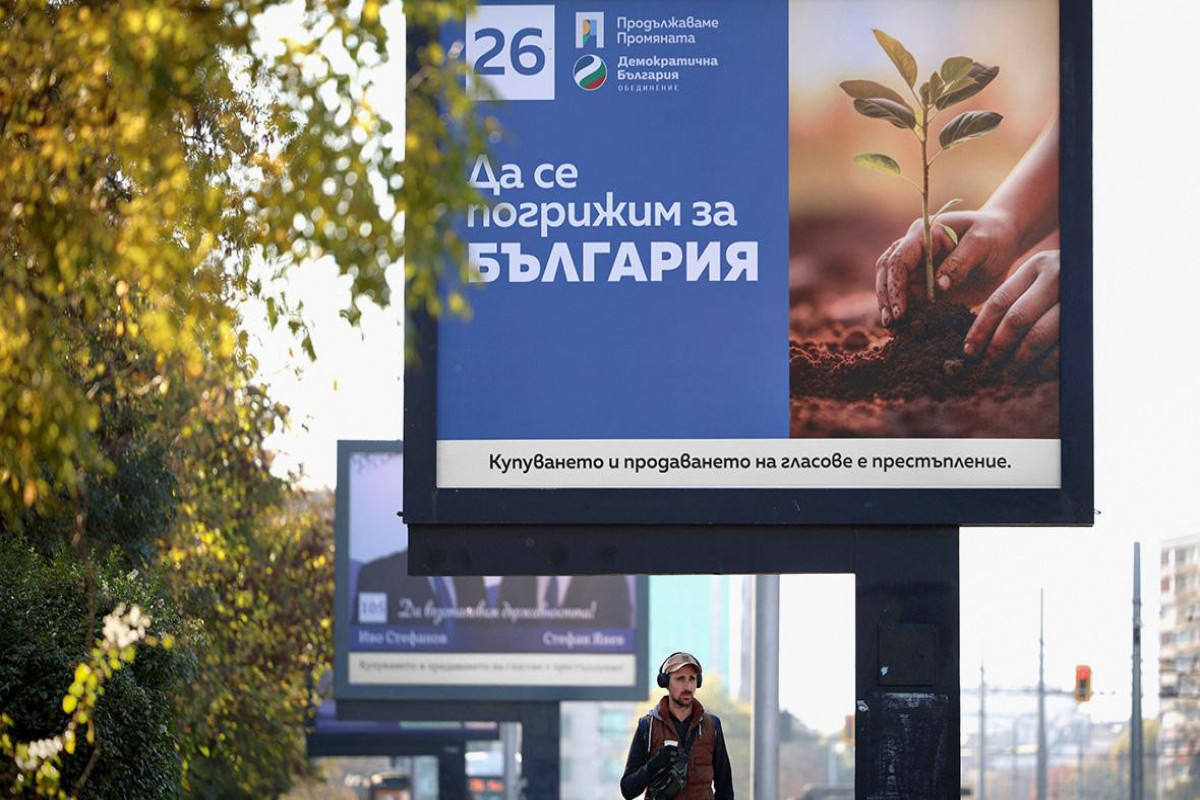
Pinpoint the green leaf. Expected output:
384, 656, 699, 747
266, 297, 278, 328
929, 72, 944, 104
936, 63, 1000, 109
873, 29, 918, 88
939, 56, 973, 83
932, 197, 962, 217
940, 223, 960, 245
852, 97, 917, 130
839, 79, 911, 111
938, 110, 1003, 149
852, 153, 902, 176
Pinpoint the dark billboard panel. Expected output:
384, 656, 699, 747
306, 699, 499, 757
405, 0, 1092, 525
334, 441, 649, 700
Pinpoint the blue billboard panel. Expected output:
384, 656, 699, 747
407, 0, 1092, 525
439, 2, 788, 444
334, 441, 649, 700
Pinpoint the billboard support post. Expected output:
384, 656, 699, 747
437, 746, 467, 800
854, 528, 960, 798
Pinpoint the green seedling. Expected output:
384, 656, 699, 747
843, 30, 1002, 302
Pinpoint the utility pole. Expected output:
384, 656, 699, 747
1076, 716, 1084, 799
1012, 719, 1019, 799
979, 659, 986, 800
1131, 542, 1143, 800
751, 574, 780, 800
1037, 589, 1047, 800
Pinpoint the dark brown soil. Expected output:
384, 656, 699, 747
789, 299, 1051, 403
786, 215, 1060, 439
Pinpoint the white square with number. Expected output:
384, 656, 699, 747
467, 5, 556, 101
358, 592, 388, 623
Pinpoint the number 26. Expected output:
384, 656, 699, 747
474, 27, 546, 76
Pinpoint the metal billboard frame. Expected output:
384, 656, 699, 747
402, 0, 1093, 528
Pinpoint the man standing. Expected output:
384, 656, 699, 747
621, 652, 734, 800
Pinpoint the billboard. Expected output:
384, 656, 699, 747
334, 441, 649, 700
405, 0, 1092, 525
306, 699, 499, 757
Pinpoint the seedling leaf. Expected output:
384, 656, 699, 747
940, 223, 960, 245
939, 110, 1002, 149
928, 71, 945, 104
852, 97, 917, 130
873, 29, 918, 88
932, 197, 962, 217
936, 63, 999, 109
853, 153, 902, 176
939, 56, 973, 84
839, 80, 912, 111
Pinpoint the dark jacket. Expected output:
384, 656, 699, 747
621, 697, 734, 800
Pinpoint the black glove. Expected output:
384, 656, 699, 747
646, 744, 678, 776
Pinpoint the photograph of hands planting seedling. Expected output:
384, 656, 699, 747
788, 0, 1061, 438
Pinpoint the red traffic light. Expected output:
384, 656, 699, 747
1074, 664, 1093, 702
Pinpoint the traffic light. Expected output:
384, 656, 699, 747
1074, 664, 1093, 702
842, 714, 856, 746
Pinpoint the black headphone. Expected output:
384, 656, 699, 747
657, 652, 702, 689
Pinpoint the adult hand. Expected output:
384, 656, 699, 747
875, 209, 1022, 326
963, 250, 1059, 369
646, 744, 678, 776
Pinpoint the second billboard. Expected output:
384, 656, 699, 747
334, 441, 649, 701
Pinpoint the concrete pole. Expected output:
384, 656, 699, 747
1131, 542, 1143, 800
751, 574, 780, 800
1037, 589, 1047, 800
503, 721, 520, 800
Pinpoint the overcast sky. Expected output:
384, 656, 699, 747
251, 2, 1199, 734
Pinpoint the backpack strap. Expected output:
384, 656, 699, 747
679, 716, 701, 758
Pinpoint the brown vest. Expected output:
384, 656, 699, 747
645, 697, 715, 800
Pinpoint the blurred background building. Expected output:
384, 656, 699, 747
1159, 534, 1200, 797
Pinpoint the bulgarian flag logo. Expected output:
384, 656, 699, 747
573, 55, 607, 91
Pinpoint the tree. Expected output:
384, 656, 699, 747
2, 0, 485, 795
0, 0, 482, 521
164, 490, 334, 799
0, 541, 192, 799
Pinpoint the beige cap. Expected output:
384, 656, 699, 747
662, 652, 702, 675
